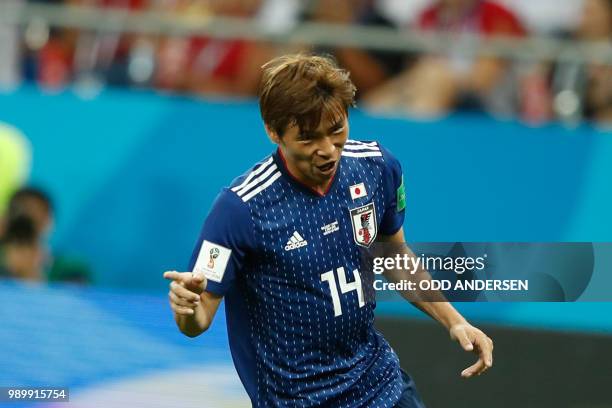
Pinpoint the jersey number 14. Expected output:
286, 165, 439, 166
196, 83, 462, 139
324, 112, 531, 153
320, 267, 365, 317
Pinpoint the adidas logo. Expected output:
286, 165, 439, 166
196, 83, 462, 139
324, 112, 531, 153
285, 231, 308, 251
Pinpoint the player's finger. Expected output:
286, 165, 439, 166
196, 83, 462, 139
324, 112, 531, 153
170, 302, 195, 315
461, 358, 486, 378
163, 270, 190, 282
474, 335, 493, 368
454, 328, 474, 351
169, 291, 199, 308
170, 281, 201, 303
188, 272, 207, 291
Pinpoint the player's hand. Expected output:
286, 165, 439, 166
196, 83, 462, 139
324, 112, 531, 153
449, 323, 494, 378
163, 271, 207, 316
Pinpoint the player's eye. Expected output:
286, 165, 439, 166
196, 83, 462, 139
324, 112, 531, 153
332, 127, 344, 134
300, 140, 312, 144
298, 131, 316, 141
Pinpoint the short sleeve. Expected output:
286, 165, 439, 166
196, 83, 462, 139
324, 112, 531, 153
188, 188, 255, 296
379, 145, 406, 236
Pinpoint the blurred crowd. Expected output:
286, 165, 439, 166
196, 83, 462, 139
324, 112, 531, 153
0, 125, 91, 284
0, 187, 92, 284
0, 0, 610, 125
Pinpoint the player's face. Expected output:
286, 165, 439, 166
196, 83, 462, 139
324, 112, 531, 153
271, 113, 349, 190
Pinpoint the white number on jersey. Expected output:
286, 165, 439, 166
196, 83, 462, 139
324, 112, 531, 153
321, 267, 365, 317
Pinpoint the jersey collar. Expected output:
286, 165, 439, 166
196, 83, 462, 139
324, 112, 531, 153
273, 148, 341, 198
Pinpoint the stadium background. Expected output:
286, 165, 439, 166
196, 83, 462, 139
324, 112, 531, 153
1, 1, 611, 407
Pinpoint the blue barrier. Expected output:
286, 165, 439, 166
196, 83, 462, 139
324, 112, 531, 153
1, 86, 611, 332
1, 87, 610, 290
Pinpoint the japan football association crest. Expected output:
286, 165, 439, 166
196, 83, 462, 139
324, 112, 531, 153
349, 202, 377, 248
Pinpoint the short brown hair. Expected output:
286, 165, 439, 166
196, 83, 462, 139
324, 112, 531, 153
258, 54, 356, 136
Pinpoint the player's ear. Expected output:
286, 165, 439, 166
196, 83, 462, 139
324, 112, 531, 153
265, 124, 281, 144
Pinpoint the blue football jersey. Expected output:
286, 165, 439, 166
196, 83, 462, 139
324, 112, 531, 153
189, 140, 406, 407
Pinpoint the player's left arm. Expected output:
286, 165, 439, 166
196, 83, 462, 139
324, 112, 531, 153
378, 228, 494, 378
377, 144, 492, 377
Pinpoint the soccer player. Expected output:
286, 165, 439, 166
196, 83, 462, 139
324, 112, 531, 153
164, 54, 493, 407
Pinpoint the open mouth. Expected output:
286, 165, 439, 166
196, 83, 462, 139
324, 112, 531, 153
317, 161, 336, 173
317, 161, 336, 174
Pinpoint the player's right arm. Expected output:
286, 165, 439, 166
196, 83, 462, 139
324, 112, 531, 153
163, 187, 254, 338
163, 271, 222, 337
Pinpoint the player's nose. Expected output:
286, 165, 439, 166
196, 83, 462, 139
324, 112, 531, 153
316, 137, 337, 158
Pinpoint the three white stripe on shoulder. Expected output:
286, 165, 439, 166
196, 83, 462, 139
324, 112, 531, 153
231, 157, 281, 202
231, 140, 381, 202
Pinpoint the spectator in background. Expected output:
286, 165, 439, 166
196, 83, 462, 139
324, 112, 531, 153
1, 188, 52, 282
552, 0, 612, 126
576, 0, 611, 42
22, 0, 75, 90
579, 0, 612, 125
0, 214, 45, 281
303, 0, 410, 97
2, 188, 92, 284
7, 188, 54, 238
68, 0, 150, 89
154, 0, 273, 96
364, 0, 527, 117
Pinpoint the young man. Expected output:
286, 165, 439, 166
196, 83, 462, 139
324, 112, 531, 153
164, 54, 493, 407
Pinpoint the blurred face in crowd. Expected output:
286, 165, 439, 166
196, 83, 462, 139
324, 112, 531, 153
1, 212, 46, 282
18, 196, 53, 238
268, 112, 349, 191
4, 242, 45, 282
579, 0, 612, 40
